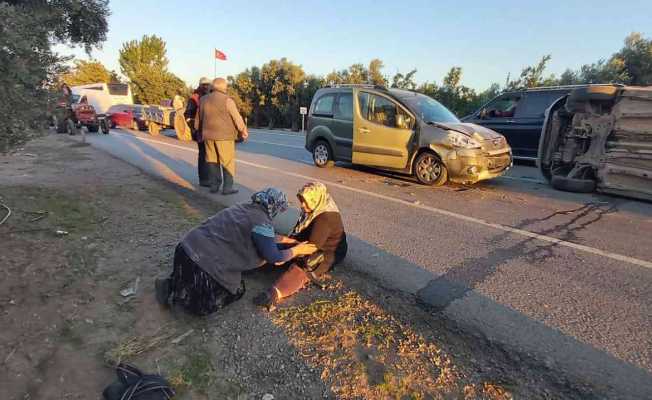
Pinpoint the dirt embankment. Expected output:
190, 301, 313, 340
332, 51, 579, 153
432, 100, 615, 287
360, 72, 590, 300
0, 134, 589, 399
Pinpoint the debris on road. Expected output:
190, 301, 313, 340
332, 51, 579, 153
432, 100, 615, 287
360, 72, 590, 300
120, 277, 140, 297
171, 329, 194, 345
0, 202, 11, 225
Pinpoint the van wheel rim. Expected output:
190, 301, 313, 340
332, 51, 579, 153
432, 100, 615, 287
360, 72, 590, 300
314, 145, 329, 165
417, 155, 442, 182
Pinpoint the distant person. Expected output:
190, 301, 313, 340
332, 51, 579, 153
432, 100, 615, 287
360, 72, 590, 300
199, 77, 249, 195
184, 77, 212, 187
155, 188, 317, 316
254, 182, 348, 311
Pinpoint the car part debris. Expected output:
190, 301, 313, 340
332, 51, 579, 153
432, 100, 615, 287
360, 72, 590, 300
120, 277, 140, 297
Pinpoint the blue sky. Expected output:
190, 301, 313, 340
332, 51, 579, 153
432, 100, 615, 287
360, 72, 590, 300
57, 0, 652, 91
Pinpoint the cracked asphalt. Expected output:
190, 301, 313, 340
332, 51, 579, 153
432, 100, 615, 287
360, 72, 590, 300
77, 127, 652, 398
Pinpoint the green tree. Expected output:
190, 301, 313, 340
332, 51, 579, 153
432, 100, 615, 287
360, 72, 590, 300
558, 69, 579, 85
228, 71, 256, 121
435, 67, 481, 116
611, 32, 652, 85
61, 59, 120, 86
119, 35, 187, 104
391, 69, 418, 90
347, 64, 368, 84
508, 55, 558, 89
260, 58, 306, 129
0, 0, 109, 151
368, 59, 387, 86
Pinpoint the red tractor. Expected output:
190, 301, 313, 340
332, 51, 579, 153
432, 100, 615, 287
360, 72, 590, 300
53, 84, 108, 135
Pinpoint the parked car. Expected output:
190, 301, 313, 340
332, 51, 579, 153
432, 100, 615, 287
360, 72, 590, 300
130, 104, 148, 130
463, 86, 580, 160
107, 105, 134, 129
538, 84, 652, 201
305, 84, 512, 186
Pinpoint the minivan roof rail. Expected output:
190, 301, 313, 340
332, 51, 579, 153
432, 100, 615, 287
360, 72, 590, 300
508, 83, 624, 93
324, 83, 388, 90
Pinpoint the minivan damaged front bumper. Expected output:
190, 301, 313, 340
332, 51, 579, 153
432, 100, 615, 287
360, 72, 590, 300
440, 147, 513, 184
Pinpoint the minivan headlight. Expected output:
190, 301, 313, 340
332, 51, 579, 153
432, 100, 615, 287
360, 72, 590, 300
447, 130, 481, 149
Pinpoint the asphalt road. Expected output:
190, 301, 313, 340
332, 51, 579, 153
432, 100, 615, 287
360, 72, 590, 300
78, 127, 652, 398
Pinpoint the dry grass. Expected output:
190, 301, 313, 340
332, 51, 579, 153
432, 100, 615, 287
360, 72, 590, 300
273, 289, 513, 400
104, 326, 178, 366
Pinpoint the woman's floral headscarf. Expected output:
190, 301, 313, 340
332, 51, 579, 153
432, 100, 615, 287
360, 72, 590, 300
251, 188, 288, 219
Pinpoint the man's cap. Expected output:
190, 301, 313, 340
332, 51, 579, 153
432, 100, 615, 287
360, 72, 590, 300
198, 77, 211, 85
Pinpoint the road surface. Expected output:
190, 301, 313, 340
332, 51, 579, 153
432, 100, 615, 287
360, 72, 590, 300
78, 127, 652, 398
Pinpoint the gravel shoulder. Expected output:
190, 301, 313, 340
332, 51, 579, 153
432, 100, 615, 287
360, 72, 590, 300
0, 133, 599, 399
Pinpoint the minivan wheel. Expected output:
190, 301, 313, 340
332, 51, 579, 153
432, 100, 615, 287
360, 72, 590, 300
414, 152, 448, 186
313, 141, 334, 168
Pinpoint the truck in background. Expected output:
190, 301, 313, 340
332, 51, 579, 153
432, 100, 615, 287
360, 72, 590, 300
71, 82, 134, 134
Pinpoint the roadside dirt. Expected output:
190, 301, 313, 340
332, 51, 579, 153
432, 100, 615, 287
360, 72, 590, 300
1, 133, 592, 399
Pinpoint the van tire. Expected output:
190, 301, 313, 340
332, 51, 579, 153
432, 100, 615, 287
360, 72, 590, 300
551, 175, 596, 193
312, 140, 334, 168
414, 152, 448, 186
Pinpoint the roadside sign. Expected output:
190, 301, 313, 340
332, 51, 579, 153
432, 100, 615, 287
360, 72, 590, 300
300, 107, 308, 115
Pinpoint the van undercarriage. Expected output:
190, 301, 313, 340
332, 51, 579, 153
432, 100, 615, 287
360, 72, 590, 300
539, 86, 652, 201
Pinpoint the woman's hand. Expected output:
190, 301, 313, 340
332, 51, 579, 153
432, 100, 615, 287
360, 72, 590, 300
291, 241, 318, 257
276, 235, 299, 245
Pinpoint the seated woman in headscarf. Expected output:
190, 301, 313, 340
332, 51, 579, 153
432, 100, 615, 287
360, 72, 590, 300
254, 182, 347, 310
155, 187, 317, 316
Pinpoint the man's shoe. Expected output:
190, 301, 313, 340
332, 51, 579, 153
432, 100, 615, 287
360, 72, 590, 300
253, 290, 278, 312
222, 188, 239, 195
155, 277, 171, 307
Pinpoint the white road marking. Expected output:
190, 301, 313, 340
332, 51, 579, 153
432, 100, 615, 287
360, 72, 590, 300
108, 131, 652, 270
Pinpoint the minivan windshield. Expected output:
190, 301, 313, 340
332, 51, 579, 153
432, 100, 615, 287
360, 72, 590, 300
401, 94, 460, 124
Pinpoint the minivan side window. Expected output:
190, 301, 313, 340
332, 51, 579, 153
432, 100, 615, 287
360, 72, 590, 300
358, 93, 397, 127
313, 94, 335, 117
334, 93, 353, 121
358, 92, 412, 128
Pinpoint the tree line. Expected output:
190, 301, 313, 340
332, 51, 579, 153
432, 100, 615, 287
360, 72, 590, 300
226, 32, 652, 128
37, 32, 652, 131
2, 0, 651, 152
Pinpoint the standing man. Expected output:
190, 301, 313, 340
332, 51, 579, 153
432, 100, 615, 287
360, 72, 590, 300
185, 77, 212, 187
199, 78, 248, 195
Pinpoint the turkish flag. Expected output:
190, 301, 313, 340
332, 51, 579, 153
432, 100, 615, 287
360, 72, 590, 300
214, 49, 227, 61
